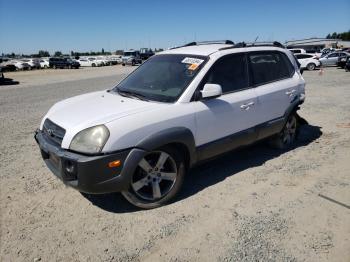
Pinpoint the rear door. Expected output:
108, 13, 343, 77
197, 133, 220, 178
248, 51, 299, 139
194, 53, 259, 159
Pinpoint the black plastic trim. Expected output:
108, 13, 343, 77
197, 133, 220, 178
136, 127, 197, 166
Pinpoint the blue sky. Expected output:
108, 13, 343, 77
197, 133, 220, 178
1, 0, 349, 54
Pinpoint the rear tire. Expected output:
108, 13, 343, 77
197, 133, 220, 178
269, 113, 298, 150
122, 146, 185, 209
92, 63, 96, 67
306, 63, 316, 70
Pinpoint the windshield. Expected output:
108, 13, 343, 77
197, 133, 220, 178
114, 54, 207, 102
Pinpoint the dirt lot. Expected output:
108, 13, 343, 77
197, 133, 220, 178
1, 66, 349, 262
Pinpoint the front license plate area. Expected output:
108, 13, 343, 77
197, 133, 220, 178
49, 153, 60, 168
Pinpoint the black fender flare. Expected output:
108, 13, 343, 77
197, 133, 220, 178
283, 96, 308, 127
136, 127, 197, 167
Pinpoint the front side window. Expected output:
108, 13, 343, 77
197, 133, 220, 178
249, 51, 294, 86
204, 53, 249, 94
114, 54, 207, 102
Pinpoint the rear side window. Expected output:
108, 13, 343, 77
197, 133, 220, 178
248, 52, 294, 86
205, 53, 249, 94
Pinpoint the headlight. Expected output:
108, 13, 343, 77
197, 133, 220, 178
69, 125, 109, 154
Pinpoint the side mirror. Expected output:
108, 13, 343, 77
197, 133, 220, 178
200, 83, 222, 99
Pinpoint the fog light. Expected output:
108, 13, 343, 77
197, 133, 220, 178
108, 160, 121, 168
65, 160, 75, 173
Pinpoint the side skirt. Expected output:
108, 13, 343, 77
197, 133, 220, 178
196, 117, 285, 163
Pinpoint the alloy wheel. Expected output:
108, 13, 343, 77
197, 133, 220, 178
131, 151, 178, 201
281, 115, 297, 145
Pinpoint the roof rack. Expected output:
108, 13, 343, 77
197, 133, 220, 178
219, 41, 285, 51
171, 40, 234, 49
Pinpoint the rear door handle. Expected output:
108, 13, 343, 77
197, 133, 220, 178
240, 101, 255, 110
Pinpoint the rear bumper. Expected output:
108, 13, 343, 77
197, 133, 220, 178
34, 129, 146, 194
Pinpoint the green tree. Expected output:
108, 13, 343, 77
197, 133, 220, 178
38, 50, 50, 57
54, 51, 62, 57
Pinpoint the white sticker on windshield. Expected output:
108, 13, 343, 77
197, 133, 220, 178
181, 57, 204, 65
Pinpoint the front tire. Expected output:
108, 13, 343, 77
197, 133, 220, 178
270, 113, 298, 149
122, 147, 185, 209
306, 63, 316, 70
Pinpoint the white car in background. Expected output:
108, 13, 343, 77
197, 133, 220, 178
39, 59, 50, 69
3, 60, 23, 70
107, 55, 122, 65
21, 58, 41, 69
294, 53, 321, 70
78, 57, 102, 67
97, 56, 110, 66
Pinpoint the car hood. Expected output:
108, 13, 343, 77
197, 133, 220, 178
42, 91, 162, 132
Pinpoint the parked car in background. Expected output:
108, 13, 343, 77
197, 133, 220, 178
319, 52, 350, 66
319, 48, 339, 57
78, 58, 95, 67
39, 59, 50, 69
140, 48, 154, 60
21, 59, 41, 69
345, 57, 350, 72
106, 55, 122, 65
7, 60, 25, 71
337, 53, 350, 68
1, 60, 30, 71
96, 56, 110, 66
295, 53, 321, 70
78, 57, 102, 67
122, 50, 142, 66
49, 57, 80, 69
288, 48, 306, 54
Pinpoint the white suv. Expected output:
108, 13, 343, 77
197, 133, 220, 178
35, 41, 306, 208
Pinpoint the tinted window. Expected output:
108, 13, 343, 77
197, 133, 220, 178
204, 53, 249, 93
249, 52, 293, 86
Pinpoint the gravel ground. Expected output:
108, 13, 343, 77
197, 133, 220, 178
0, 66, 349, 262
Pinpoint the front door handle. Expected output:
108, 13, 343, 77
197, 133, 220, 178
240, 101, 255, 110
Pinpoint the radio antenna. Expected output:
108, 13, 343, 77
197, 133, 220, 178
253, 36, 259, 46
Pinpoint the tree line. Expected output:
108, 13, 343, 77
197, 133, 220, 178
2, 47, 165, 58
326, 30, 350, 41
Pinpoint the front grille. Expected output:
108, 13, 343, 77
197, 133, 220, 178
42, 118, 66, 146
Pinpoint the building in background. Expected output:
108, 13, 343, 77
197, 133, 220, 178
285, 38, 350, 52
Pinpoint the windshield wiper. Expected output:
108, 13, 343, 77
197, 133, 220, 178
116, 88, 149, 101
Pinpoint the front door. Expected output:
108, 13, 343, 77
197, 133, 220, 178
194, 53, 259, 160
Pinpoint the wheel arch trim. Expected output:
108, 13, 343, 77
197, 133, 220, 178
135, 127, 197, 167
